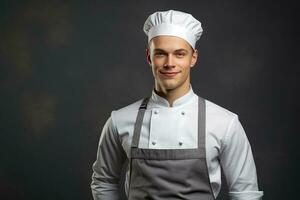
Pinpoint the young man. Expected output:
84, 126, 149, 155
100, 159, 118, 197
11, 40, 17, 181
91, 10, 263, 200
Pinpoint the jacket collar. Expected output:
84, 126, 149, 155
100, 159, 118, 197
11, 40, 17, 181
150, 85, 196, 107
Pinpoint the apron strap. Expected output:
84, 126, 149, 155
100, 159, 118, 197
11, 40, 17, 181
131, 97, 150, 148
198, 97, 206, 149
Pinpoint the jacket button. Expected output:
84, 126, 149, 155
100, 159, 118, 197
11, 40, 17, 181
181, 111, 185, 115
154, 110, 159, 114
179, 142, 183, 146
152, 141, 156, 145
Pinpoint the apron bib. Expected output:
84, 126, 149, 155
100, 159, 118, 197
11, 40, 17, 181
127, 97, 215, 200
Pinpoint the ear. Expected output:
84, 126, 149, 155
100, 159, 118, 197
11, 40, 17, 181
146, 48, 152, 65
190, 49, 198, 68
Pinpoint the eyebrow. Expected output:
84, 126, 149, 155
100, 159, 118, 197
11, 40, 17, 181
153, 48, 189, 53
174, 49, 189, 53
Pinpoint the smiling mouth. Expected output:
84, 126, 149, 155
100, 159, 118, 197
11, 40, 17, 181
160, 71, 180, 78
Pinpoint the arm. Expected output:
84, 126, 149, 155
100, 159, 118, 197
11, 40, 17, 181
91, 115, 127, 200
220, 115, 263, 200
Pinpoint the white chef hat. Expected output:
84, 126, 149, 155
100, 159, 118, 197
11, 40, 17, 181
143, 10, 203, 49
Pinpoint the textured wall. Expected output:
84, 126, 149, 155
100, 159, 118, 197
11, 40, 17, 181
0, 0, 297, 199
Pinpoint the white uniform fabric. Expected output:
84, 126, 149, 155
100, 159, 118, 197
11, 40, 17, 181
91, 86, 264, 200
143, 10, 203, 49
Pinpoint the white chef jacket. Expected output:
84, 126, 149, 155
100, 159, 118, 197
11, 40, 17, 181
91, 86, 263, 200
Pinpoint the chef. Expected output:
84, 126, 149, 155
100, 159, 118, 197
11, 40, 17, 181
91, 10, 264, 200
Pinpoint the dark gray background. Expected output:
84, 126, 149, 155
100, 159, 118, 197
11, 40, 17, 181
0, 0, 298, 199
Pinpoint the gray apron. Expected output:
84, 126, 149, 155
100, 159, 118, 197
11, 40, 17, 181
127, 97, 215, 200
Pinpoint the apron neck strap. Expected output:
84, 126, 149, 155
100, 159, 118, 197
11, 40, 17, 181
197, 97, 206, 149
131, 97, 150, 148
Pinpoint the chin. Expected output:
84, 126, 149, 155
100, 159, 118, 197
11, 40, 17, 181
160, 81, 179, 90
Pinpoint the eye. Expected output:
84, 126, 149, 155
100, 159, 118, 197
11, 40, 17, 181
154, 52, 165, 57
176, 52, 186, 57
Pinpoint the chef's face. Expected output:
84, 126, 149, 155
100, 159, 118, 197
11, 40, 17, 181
146, 35, 198, 93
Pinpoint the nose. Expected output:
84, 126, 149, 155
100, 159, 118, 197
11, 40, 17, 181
164, 54, 175, 68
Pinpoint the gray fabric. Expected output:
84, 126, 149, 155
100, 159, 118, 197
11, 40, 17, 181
131, 148, 205, 160
127, 97, 215, 200
131, 97, 149, 148
198, 96, 206, 149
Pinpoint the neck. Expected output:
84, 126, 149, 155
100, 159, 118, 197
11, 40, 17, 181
154, 83, 190, 107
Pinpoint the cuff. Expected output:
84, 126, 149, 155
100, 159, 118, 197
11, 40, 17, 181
229, 191, 264, 200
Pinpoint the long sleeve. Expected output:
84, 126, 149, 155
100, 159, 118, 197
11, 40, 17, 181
220, 115, 263, 200
91, 115, 127, 200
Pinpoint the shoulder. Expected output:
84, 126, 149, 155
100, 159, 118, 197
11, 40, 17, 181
205, 98, 237, 121
110, 98, 144, 131
111, 98, 143, 119
204, 98, 239, 144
